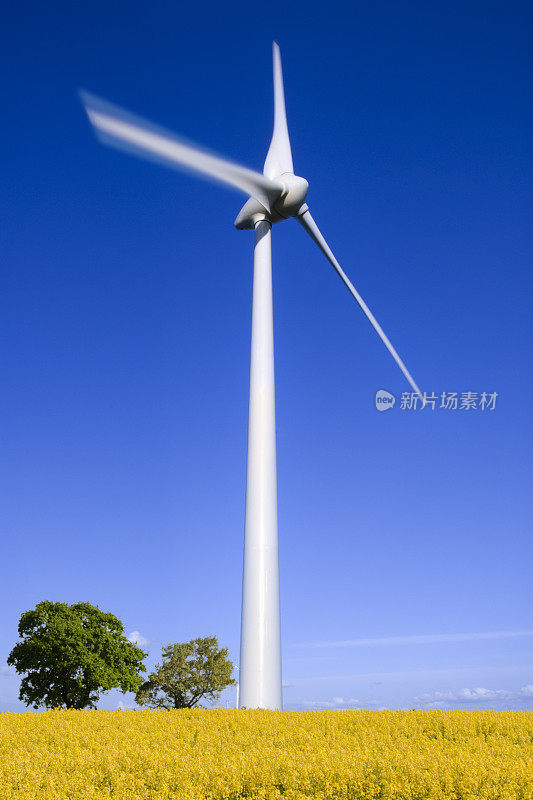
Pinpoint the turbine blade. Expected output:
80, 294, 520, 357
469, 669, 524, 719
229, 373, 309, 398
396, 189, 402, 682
263, 42, 294, 180
80, 92, 283, 213
297, 209, 424, 402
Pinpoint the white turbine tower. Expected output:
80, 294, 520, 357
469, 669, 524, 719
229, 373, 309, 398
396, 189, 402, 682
81, 42, 423, 711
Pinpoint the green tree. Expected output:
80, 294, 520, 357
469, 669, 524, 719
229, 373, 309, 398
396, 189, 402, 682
7, 600, 147, 709
135, 636, 236, 709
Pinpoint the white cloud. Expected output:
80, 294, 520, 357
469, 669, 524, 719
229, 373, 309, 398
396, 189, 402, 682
421, 700, 452, 710
300, 630, 533, 649
460, 688, 511, 701
415, 685, 533, 708
305, 696, 361, 709
127, 631, 150, 647
452, 687, 510, 701
1, 665, 16, 677
287, 698, 385, 711
305, 699, 337, 709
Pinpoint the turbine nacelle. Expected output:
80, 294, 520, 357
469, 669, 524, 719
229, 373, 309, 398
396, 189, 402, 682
234, 173, 309, 230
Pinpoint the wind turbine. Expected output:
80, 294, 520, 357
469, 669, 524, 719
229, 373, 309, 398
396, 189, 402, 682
81, 42, 423, 711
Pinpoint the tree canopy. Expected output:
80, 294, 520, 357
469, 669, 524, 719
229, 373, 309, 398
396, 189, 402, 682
7, 600, 147, 709
135, 636, 235, 709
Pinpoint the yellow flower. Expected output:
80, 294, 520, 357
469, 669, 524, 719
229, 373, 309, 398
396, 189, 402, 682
0, 707, 531, 799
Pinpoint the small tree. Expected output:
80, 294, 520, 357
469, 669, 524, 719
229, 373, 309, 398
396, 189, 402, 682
7, 600, 147, 709
135, 636, 235, 709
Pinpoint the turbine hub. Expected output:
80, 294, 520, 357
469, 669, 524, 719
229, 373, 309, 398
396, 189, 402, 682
274, 173, 309, 218
234, 173, 309, 230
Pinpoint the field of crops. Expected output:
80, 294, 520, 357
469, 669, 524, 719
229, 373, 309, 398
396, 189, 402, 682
0, 708, 531, 799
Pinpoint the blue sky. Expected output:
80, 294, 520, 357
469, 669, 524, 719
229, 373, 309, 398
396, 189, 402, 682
1, 1, 531, 712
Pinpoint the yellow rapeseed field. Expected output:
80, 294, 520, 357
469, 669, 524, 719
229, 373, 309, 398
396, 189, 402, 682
0, 708, 531, 799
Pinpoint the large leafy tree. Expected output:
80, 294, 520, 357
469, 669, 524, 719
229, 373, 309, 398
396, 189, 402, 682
135, 636, 235, 709
7, 601, 147, 709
